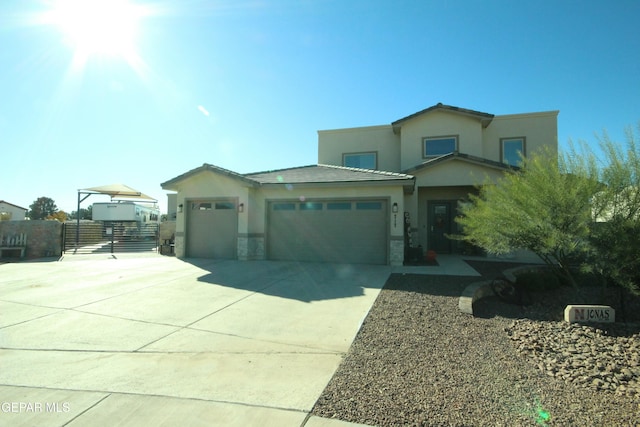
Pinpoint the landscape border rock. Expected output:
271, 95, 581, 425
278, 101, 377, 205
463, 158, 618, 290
459, 262, 640, 401
459, 264, 551, 316
458, 280, 494, 314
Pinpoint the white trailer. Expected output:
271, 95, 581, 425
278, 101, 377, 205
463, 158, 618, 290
92, 202, 160, 223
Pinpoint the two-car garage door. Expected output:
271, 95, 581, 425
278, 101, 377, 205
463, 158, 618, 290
267, 199, 388, 264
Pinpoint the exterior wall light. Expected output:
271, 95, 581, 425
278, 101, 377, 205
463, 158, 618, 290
238, 203, 244, 213
392, 202, 399, 228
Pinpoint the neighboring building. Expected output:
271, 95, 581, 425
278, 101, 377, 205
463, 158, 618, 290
0, 200, 28, 221
161, 103, 558, 265
166, 193, 178, 221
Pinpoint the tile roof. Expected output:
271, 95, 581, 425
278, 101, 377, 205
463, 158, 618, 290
161, 163, 259, 189
403, 152, 515, 174
392, 103, 495, 130
162, 163, 415, 189
246, 164, 415, 184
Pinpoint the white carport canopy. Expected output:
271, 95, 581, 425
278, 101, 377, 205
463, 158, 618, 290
74, 184, 157, 248
81, 184, 157, 202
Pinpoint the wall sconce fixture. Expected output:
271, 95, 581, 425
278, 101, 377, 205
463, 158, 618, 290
392, 202, 398, 227
238, 203, 244, 213
178, 204, 184, 213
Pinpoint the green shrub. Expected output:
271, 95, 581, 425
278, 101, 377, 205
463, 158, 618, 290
515, 270, 562, 292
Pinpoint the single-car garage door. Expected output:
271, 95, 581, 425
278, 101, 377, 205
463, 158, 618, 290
267, 199, 387, 264
186, 200, 237, 258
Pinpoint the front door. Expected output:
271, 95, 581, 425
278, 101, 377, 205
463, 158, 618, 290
428, 201, 452, 254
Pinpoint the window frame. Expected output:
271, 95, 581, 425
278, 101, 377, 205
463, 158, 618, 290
423, 135, 459, 158
342, 151, 378, 169
500, 137, 526, 166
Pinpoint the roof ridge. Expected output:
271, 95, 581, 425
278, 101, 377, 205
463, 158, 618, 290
245, 164, 317, 176
392, 103, 495, 128
403, 151, 513, 174
318, 163, 414, 178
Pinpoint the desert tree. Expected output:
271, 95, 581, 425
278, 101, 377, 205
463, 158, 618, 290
454, 146, 600, 287
28, 197, 58, 220
585, 124, 640, 295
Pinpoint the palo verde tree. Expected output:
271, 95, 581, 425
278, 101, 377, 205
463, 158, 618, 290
28, 197, 58, 220
454, 146, 601, 288
583, 125, 640, 295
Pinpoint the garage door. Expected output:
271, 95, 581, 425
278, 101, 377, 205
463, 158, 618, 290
186, 200, 237, 258
267, 200, 387, 264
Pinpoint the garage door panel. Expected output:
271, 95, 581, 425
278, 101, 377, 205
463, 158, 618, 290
187, 200, 237, 259
267, 200, 387, 265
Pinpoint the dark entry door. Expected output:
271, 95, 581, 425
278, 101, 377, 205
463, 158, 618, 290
428, 201, 453, 254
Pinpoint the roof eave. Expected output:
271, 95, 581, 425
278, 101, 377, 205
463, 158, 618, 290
404, 152, 514, 174
161, 163, 259, 190
392, 103, 495, 133
259, 178, 415, 189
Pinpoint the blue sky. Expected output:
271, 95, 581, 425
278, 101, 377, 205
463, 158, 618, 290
1, 0, 639, 214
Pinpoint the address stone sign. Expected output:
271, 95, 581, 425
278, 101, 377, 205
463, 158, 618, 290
564, 305, 615, 323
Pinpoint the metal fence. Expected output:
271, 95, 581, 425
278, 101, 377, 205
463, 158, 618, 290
63, 221, 159, 255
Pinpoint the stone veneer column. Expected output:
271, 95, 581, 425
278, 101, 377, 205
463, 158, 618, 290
237, 234, 265, 260
174, 232, 185, 257
389, 237, 404, 266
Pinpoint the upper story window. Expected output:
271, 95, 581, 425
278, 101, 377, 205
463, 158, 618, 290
501, 137, 526, 166
423, 135, 458, 157
343, 152, 377, 169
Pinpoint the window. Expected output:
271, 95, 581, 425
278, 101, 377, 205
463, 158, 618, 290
273, 203, 296, 211
501, 137, 525, 166
343, 152, 377, 169
215, 202, 235, 210
327, 202, 351, 210
356, 201, 382, 210
424, 136, 457, 157
300, 202, 323, 210
193, 202, 212, 210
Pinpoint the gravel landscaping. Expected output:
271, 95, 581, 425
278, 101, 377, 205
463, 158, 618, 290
311, 261, 640, 426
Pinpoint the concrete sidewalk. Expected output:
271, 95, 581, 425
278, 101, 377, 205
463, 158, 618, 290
0, 255, 393, 426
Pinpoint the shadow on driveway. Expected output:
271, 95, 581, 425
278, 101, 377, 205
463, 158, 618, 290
187, 258, 391, 303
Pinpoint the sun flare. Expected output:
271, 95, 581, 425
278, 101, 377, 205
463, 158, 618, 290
48, 0, 143, 60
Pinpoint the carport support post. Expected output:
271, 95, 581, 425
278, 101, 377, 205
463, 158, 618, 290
109, 222, 114, 254
76, 191, 93, 249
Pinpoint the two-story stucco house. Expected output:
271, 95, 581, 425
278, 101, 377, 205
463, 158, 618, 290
161, 103, 558, 265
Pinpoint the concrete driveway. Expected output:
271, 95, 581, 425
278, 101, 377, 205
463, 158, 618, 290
0, 255, 389, 426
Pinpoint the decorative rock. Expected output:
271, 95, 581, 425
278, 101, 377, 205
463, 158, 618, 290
505, 319, 640, 399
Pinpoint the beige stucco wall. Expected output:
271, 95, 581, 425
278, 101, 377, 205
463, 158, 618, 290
318, 109, 558, 175
317, 125, 400, 171
482, 111, 559, 161
399, 111, 484, 171
413, 160, 506, 188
